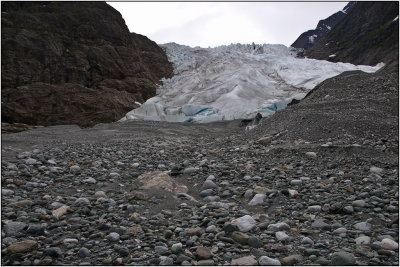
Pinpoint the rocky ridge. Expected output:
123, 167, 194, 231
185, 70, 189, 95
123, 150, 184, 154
1, 2, 173, 129
305, 2, 399, 65
291, 2, 356, 50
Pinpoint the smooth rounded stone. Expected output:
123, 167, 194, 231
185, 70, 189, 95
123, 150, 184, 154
206, 225, 217, 233
355, 236, 371, 245
26, 224, 45, 235
288, 189, 298, 197
258, 136, 273, 146
4, 222, 27, 236
290, 179, 302, 186
155, 246, 169, 255
183, 167, 199, 174
244, 175, 252, 181
259, 256, 282, 266
307, 205, 322, 212
159, 256, 174, 266
109, 172, 120, 178
83, 177, 97, 184
25, 158, 37, 165
354, 222, 372, 231
330, 252, 356, 266
78, 247, 91, 258
311, 219, 330, 230
171, 243, 183, 254
333, 227, 347, 234
231, 231, 250, 245
197, 259, 215, 266
281, 254, 303, 265
75, 198, 90, 206
2, 189, 14, 196
63, 238, 79, 244
44, 247, 63, 258
343, 205, 354, 214
231, 255, 258, 266
352, 200, 366, 208
70, 165, 81, 172
275, 231, 290, 243
185, 227, 204, 236
7, 240, 38, 255
196, 246, 213, 260
381, 238, 399, 250
248, 236, 263, 248
267, 222, 290, 232
200, 189, 214, 197
370, 166, 383, 174
52, 205, 69, 218
231, 215, 256, 232
94, 191, 106, 198
314, 256, 330, 265
248, 194, 266, 206
107, 232, 120, 242
301, 237, 314, 246
206, 175, 216, 180
305, 152, 317, 158
203, 196, 220, 202
202, 180, 217, 190
117, 246, 130, 257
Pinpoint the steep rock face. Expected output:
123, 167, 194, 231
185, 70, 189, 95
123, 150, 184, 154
1, 1, 173, 127
291, 2, 356, 49
306, 2, 399, 65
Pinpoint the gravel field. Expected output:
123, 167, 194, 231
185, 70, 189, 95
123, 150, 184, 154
1, 115, 398, 266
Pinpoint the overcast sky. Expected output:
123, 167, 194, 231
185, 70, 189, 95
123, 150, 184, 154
107, 2, 348, 48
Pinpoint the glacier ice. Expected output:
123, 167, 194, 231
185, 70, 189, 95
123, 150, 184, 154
120, 42, 383, 123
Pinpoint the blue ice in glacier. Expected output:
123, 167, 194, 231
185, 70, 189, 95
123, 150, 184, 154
120, 43, 383, 123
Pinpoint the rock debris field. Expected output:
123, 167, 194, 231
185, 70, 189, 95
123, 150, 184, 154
1, 119, 399, 266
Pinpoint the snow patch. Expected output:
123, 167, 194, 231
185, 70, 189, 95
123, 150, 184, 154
120, 43, 383, 123
393, 15, 399, 22
329, 54, 336, 58
308, 34, 318, 44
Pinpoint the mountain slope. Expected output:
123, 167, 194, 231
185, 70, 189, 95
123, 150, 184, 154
121, 43, 382, 123
306, 1, 399, 65
1, 2, 173, 128
291, 2, 356, 49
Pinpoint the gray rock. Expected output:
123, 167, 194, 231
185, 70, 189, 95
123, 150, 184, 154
159, 256, 174, 266
4, 222, 27, 236
381, 238, 399, 250
27, 224, 45, 235
305, 152, 317, 158
231, 231, 250, 245
311, 219, 330, 230
200, 189, 214, 197
202, 180, 217, 189
259, 256, 281, 266
78, 247, 91, 258
248, 236, 263, 248
275, 231, 290, 243
74, 198, 90, 206
355, 236, 371, 245
301, 236, 314, 245
354, 222, 371, 231
70, 165, 81, 172
183, 167, 199, 174
307, 205, 322, 212
231, 255, 258, 266
281, 254, 303, 265
232, 215, 256, 232
44, 247, 63, 258
107, 232, 120, 242
352, 200, 366, 208
290, 179, 302, 186
248, 194, 266, 206
330, 252, 356, 265
2, 189, 14, 196
155, 246, 168, 255
171, 243, 182, 254
267, 222, 290, 232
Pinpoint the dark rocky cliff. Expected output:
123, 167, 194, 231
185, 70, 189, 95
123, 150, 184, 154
305, 1, 399, 65
1, 1, 173, 129
291, 2, 356, 49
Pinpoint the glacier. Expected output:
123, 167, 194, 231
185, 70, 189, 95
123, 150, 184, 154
120, 42, 383, 123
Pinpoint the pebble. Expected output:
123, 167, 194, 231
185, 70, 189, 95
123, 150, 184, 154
248, 194, 266, 206
259, 256, 282, 266
355, 236, 371, 245
232, 215, 256, 232
231, 255, 258, 265
7, 240, 38, 255
330, 251, 356, 265
275, 231, 290, 243
4, 222, 27, 236
107, 232, 120, 242
381, 238, 399, 250
196, 246, 213, 260
78, 247, 91, 258
354, 221, 372, 231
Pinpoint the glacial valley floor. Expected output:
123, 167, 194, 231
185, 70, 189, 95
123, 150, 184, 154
1, 119, 399, 266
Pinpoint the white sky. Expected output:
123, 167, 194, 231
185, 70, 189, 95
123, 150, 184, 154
107, 1, 348, 48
